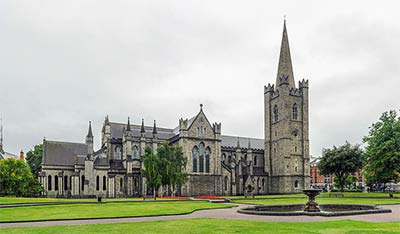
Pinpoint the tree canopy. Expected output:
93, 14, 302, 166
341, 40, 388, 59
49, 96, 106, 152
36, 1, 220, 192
26, 144, 43, 178
318, 142, 363, 192
142, 147, 162, 199
0, 158, 43, 197
142, 143, 188, 198
363, 110, 400, 185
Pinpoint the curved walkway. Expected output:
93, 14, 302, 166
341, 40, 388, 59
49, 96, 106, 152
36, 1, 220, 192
1, 204, 399, 229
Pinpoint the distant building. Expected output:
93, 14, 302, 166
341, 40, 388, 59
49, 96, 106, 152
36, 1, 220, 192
39, 20, 311, 198
310, 157, 364, 191
0, 120, 19, 160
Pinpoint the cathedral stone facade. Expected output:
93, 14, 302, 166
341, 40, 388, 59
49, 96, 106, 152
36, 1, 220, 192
39, 21, 310, 197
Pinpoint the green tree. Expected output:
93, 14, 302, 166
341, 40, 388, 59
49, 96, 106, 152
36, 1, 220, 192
157, 142, 188, 196
363, 110, 400, 186
334, 175, 357, 190
0, 158, 43, 197
318, 142, 363, 192
26, 144, 43, 178
142, 147, 161, 200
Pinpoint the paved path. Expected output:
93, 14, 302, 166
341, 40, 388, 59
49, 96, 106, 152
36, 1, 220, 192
1, 204, 399, 229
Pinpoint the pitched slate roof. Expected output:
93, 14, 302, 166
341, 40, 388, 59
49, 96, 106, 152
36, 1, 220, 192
42, 140, 87, 166
221, 135, 264, 150
109, 122, 175, 140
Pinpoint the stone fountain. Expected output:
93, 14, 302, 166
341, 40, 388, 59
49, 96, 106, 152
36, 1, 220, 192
303, 189, 321, 212
238, 189, 391, 216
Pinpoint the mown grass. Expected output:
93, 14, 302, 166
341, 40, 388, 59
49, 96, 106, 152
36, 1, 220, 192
1, 219, 399, 234
0, 201, 234, 222
0, 197, 181, 204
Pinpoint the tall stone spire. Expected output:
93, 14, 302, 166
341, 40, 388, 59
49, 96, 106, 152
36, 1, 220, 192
276, 19, 295, 87
86, 121, 93, 138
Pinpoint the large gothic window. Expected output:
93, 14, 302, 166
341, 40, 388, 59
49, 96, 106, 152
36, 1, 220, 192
48, 175, 52, 191
81, 175, 85, 191
273, 105, 278, 122
120, 178, 123, 192
54, 175, 58, 191
292, 103, 298, 120
114, 146, 122, 159
96, 176, 100, 191
205, 147, 210, 173
192, 146, 198, 172
103, 176, 107, 191
199, 143, 205, 173
132, 146, 139, 159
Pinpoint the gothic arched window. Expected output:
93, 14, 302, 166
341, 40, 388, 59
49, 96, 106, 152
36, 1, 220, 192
254, 156, 257, 166
273, 105, 278, 122
199, 143, 205, 173
54, 175, 58, 191
81, 175, 85, 191
103, 176, 107, 191
114, 146, 121, 159
292, 103, 298, 120
48, 175, 52, 191
205, 147, 210, 173
192, 146, 198, 172
294, 180, 299, 188
120, 178, 123, 192
224, 176, 228, 191
96, 176, 100, 191
132, 146, 139, 159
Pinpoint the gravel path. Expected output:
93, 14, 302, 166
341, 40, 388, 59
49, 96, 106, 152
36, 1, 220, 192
1, 204, 399, 229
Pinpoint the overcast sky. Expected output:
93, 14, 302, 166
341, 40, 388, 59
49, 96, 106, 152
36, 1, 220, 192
1, 1, 399, 157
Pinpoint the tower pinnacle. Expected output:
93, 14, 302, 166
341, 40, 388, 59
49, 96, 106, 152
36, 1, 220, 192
276, 19, 295, 87
86, 121, 93, 138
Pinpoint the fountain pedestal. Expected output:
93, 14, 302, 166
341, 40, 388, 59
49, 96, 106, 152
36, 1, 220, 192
303, 189, 321, 212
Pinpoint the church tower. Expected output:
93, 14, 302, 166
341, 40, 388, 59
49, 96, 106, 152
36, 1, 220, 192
264, 20, 310, 193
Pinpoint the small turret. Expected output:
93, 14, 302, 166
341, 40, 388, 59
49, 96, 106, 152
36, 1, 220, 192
141, 119, 145, 137
126, 117, 131, 132
264, 84, 275, 94
152, 120, 157, 136
299, 79, 309, 89
236, 137, 241, 149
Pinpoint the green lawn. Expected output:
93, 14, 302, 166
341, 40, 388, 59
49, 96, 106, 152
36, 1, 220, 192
234, 197, 400, 205
0, 201, 234, 222
0, 197, 182, 204
1, 219, 399, 234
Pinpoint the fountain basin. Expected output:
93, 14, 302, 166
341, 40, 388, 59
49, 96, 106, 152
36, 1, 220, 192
238, 204, 392, 216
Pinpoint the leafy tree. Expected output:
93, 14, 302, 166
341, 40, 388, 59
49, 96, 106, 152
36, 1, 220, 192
363, 110, 400, 186
0, 158, 43, 197
157, 142, 188, 196
26, 144, 43, 178
318, 142, 363, 192
334, 175, 357, 190
141, 147, 161, 200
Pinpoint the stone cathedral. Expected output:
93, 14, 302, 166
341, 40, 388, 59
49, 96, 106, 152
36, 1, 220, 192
39, 21, 310, 198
